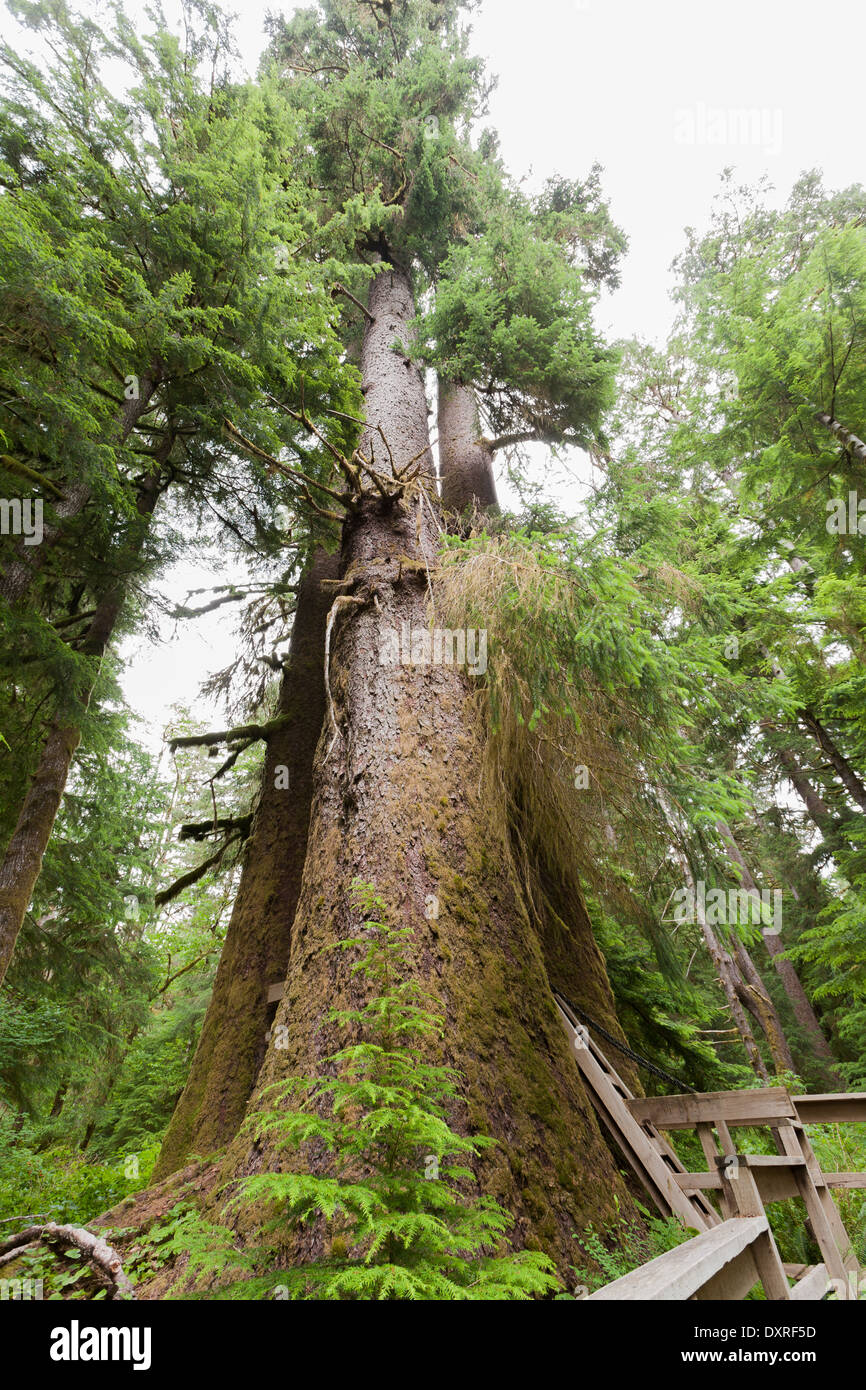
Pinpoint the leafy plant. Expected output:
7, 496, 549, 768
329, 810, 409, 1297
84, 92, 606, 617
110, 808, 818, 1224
149, 881, 562, 1300
572, 1199, 693, 1293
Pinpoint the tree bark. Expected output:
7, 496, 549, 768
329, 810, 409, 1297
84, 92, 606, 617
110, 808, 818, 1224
437, 378, 638, 1089
153, 548, 339, 1180
729, 938, 795, 1074
210, 264, 633, 1274
816, 411, 866, 463
0, 465, 165, 986
0, 369, 162, 606
775, 745, 840, 838
437, 377, 498, 515
701, 920, 770, 1083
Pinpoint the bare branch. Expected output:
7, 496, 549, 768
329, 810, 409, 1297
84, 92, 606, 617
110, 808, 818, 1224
0, 1224, 135, 1300
332, 282, 374, 323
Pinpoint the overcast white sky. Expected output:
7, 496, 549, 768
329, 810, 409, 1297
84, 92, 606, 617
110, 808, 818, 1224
45, 0, 864, 741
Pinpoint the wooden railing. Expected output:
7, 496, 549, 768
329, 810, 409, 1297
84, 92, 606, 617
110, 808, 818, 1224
555, 994, 866, 1301
586, 1217, 832, 1302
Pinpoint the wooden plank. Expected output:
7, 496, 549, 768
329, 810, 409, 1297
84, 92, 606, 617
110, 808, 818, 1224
677, 1157, 805, 1203
718, 1163, 791, 1300
793, 1094, 866, 1125
627, 1088, 796, 1131
674, 1172, 722, 1191
695, 1122, 728, 1219
824, 1172, 866, 1190
751, 1168, 802, 1205
266, 982, 284, 1004
555, 1004, 713, 1232
742, 1155, 805, 1168
587, 1217, 768, 1301
774, 1122, 852, 1288
694, 1246, 762, 1301
790, 1263, 830, 1301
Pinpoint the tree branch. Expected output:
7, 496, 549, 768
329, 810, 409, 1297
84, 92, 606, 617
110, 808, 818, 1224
0, 455, 65, 498
0, 1224, 135, 1300
154, 836, 240, 906
168, 714, 290, 751
815, 412, 866, 463
332, 282, 374, 323
179, 814, 253, 842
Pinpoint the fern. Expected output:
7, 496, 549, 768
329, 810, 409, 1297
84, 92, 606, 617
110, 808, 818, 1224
158, 882, 561, 1301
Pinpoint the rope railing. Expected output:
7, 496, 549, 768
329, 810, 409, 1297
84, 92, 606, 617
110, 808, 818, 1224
553, 989, 698, 1094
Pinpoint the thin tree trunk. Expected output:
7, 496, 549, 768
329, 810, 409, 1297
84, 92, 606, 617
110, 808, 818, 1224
48, 1081, 68, 1119
153, 548, 339, 1180
716, 820, 841, 1078
0, 464, 166, 986
816, 411, 866, 463
212, 263, 633, 1272
668, 838, 769, 1083
702, 921, 770, 1084
729, 939, 795, 1074
0, 369, 162, 606
799, 709, 866, 815
775, 745, 840, 838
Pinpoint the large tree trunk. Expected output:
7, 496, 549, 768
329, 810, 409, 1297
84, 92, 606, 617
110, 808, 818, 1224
0, 369, 162, 606
210, 264, 633, 1275
437, 377, 498, 515
716, 820, 841, 1079
153, 548, 339, 1181
437, 377, 638, 1089
0, 465, 165, 986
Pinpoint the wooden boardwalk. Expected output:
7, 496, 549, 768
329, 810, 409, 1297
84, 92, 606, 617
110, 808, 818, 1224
555, 993, 866, 1301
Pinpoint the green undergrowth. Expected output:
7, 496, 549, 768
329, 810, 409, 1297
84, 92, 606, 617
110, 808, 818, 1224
570, 1197, 693, 1293
126, 882, 563, 1301
0, 1115, 159, 1228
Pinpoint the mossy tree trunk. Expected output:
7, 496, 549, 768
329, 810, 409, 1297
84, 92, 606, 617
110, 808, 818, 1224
729, 937, 796, 1075
153, 548, 339, 1181
201, 263, 634, 1278
436, 375, 640, 1093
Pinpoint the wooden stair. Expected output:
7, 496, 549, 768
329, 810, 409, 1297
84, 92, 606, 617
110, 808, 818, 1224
554, 992, 718, 1233
554, 992, 866, 1301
